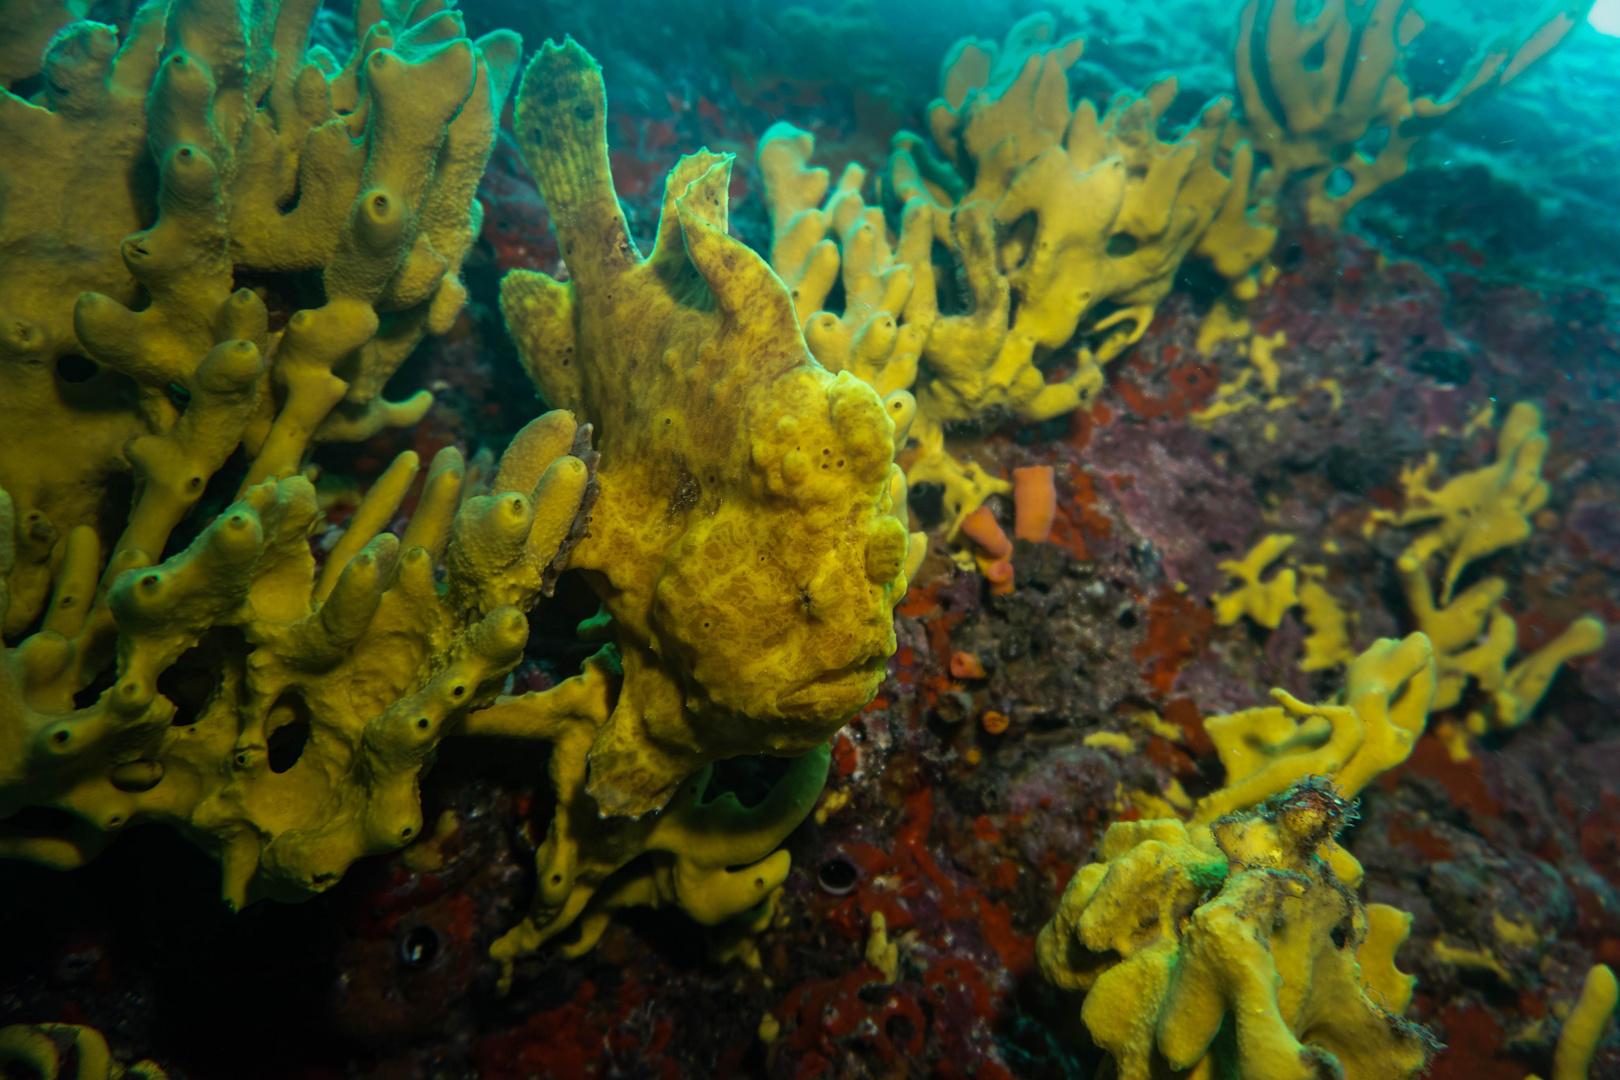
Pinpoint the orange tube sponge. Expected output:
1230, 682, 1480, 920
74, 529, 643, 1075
983, 558, 1015, 595
961, 505, 1012, 559
1014, 466, 1056, 543
950, 651, 987, 679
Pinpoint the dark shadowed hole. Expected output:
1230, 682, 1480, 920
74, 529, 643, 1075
1303, 39, 1326, 71
858, 983, 889, 1004
230, 267, 327, 333
1409, 349, 1472, 386
702, 753, 791, 808
56, 354, 99, 383
818, 857, 859, 895
277, 174, 302, 213
7, 71, 44, 99
157, 646, 218, 726
822, 274, 847, 317
267, 693, 312, 773
1003, 211, 1037, 270
1354, 124, 1390, 161
398, 925, 440, 969
1106, 233, 1138, 257
73, 664, 118, 711
908, 482, 946, 530
932, 239, 966, 315
1174, 256, 1227, 307
1325, 167, 1354, 198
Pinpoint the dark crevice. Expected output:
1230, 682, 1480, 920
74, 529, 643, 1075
267, 693, 313, 773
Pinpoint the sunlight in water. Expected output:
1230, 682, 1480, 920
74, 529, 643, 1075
1592, 0, 1620, 36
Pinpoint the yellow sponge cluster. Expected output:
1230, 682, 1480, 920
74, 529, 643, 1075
476, 655, 831, 991
758, 124, 933, 403
1371, 402, 1605, 732
1210, 533, 1357, 671
1231, 0, 1589, 228
758, 13, 1276, 531
751, 7, 1585, 533
0, 409, 588, 907
1193, 634, 1434, 834
0, 0, 519, 636
1, 22, 898, 978
1038, 636, 1445, 1077
1532, 965, 1619, 1080
1039, 778, 1432, 1080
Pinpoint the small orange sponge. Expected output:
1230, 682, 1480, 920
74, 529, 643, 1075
983, 558, 1015, 595
961, 505, 1013, 559
1014, 466, 1056, 543
951, 651, 987, 679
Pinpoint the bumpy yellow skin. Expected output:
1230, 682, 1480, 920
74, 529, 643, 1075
1039, 780, 1431, 1080
501, 40, 915, 816
0, 0, 519, 634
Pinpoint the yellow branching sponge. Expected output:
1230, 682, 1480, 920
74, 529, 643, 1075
0, 1022, 167, 1080
500, 40, 918, 816
757, 123, 1008, 534
1038, 779, 1433, 1080
758, 124, 934, 402
1373, 403, 1606, 731
875, 13, 1273, 529
1376, 401, 1550, 601
3, 394, 829, 957
1, 24, 850, 971
1192, 634, 1435, 834
1299, 570, 1357, 672
0, 0, 87, 85
474, 657, 830, 991
1232, 0, 1590, 227
0, 414, 592, 907
1536, 964, 1618, 1080
900, 12, 1273, 368
0, 0, 519, 634
1214, 533, 1300, 629
1206, 534, 1357, 672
